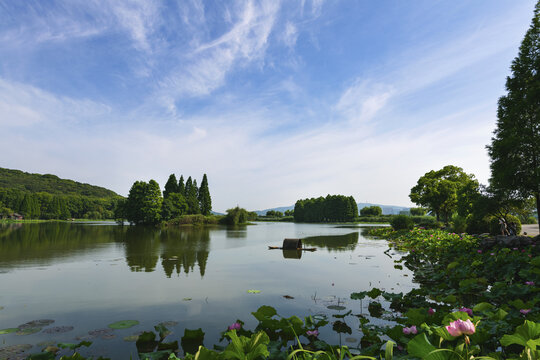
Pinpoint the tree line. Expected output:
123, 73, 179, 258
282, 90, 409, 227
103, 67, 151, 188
0, 187, 119, 220
117, 173, 212, 225
293, 195, 358, 222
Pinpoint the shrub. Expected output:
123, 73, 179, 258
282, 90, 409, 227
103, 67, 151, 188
451, 215, 467, 233
390, 215, 414, 230
489, 215, 522, 235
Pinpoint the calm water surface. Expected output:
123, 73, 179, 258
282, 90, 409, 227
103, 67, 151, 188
0, 222, 414, 359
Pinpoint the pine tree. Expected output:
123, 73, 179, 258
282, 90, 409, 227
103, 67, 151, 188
487, 2, 540, 233
198, 174, 212, 215
184, 177, 192, 198
178, 175, 185, 196
187, 179, 200, 214
163, 174, 179, 199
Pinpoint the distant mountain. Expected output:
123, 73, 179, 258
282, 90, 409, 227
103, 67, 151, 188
357, 203, 410, 215
0, 167, 120, 198
253, 203, 410, 216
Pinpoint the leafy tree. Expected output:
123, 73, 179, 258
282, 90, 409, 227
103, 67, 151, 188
410, 207, 426, 216
198, 174, 212, 215
163, 174, 179, 199
21, 193, 40, 219
125, 180, 163, 225
284, 209, 294, 217
487, 2, 540, 233
360, 205, 382, 217
222, 206, 250, 225
161, 192, 188, 220
409, 165, 478, 223
293, 195, 357, 222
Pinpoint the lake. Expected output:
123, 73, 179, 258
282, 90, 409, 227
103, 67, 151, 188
0, 222, 414, 359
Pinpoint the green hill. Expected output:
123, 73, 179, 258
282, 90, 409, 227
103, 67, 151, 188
0, 167, 119, 198
0, 167, 121, 220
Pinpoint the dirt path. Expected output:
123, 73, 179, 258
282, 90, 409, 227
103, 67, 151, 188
521, 224, 539, 237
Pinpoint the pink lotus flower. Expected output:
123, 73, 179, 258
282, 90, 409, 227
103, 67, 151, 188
526, 281, 535, 286
402, 325, 417, 335
477, 250, 482, 254
228, 322, 241, 331
520, 309, 531, 315
459, 307, 473, 317
306, 330, 319, 337
428, 308, 435, 315
446, 319, 475, 337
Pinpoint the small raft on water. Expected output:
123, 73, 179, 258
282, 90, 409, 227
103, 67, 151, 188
268, 238, 317, 252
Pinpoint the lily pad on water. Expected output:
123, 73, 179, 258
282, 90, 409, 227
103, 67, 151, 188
19, 319, 55, 328
327, 305, 346, 311
158, 321, 178, 327
16, 327, 41, 335
123, 334, 141, 342
43, 326, 74, 334
0, 306, 4, 310
87, 328, 115, 339
182, 298, 192, 301
0, 328, 18, 335
0, 344, 32, 359
247, 289, 261, 294
108, 320, 140, 329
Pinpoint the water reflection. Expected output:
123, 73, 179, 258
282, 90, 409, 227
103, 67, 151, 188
0, 222, 121, 266
302, 232, 359, 252
0, 223, 210, 278
159, 227, 209, 277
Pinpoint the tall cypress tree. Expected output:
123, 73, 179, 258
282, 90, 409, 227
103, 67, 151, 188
188, 179, 200, 214
178, 175, 185, 196
198, 174, 212, 215
184, 177, 192, 198
487, 1, 540, 233
163, 174, 179, 199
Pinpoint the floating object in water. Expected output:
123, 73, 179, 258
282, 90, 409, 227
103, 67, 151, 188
283, 295, 294, 299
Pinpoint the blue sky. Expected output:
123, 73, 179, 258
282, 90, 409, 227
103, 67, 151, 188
0, 0, 536, 212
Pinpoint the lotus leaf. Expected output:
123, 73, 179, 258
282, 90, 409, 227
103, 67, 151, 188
0, 328, 18, 335
326, 305, 346, 311
139, 350, 173, 360
0, 344, 32, 359
19, 319, 54, 328
43, 326, 74, 334
181, 328, 205, 355
108, 320, 140, 329
246, 289, 261, 294
58, 341, 92, 350
16, 327, 41, 335
123, 334, 140, 342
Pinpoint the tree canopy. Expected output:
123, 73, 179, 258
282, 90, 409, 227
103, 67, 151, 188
409, 165, 478, 223
294, 195, 358, 222
487, 2, 540, 232
360, 205, 382, 217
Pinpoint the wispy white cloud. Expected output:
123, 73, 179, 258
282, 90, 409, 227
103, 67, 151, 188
157, 0, 281, 104
335, 80, 394, 124
0, 78, 111, 127
110, 0, 162, 53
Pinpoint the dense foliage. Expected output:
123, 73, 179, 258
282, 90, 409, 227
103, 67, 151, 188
487, 1, 540, 233
409, 165, 478, 223
0, 168, 121, 220
360, 205, 382, 217
220, 206, 257, 225
121, 174, 213, 225
0, 167, 118, 198
293, 195, 358, 222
